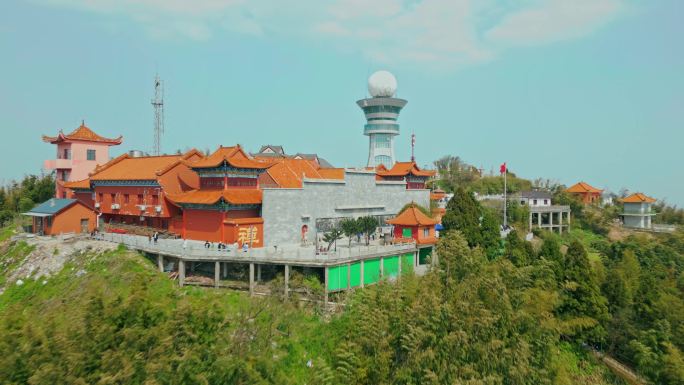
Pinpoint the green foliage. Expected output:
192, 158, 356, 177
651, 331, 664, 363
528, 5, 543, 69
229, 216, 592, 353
322, 227, 343, 251
557, 241, 609, 344
442, 187, 501, 259
339, 218, 360, 248
1, 174, 55, 214
356, 216, 377, 246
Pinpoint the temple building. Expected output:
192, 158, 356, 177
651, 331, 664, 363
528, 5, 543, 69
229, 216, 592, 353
566, 181, 603, 204
621, 193, 657, 229
386, 204, 437, 267
376, 161, 435, 189
89, 149, 203, 232
42, 122, 122, 198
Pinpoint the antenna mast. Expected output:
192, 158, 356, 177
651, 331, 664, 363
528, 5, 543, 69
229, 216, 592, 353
151, 75, 164, 156
411, 131, 416, 162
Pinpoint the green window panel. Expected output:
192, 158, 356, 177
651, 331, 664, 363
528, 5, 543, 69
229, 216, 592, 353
350, 262, 361, 288
402, 253, 414, 275
327, 265, 349, 292
364, 259, 380, 285
384, 256, 399, 279
402, 227, 412, 238
419, 247, 432, 265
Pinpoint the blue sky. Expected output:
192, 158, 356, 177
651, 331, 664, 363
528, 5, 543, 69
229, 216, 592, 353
1, 0, 682, 205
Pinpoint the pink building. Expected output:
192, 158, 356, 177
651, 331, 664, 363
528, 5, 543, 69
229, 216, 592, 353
43, 122, 122, 198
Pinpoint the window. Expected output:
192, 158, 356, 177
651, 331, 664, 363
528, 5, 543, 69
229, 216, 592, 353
60, 170, 69, 181
137, 194, 144, 203
152, 195, 159, 205
423, 228, 429, 237
124, 194, 129, 203
375, 155, 392, 166
98, 193, 103, 202
62, 148, 71, 159
374, 134, 391, 149
110, 194, 116, 202
520, 200, 525, 205
87, 149, 96, 161
544, 199, 548, 205
402, 228, 412, 238
533, 199, 538, 205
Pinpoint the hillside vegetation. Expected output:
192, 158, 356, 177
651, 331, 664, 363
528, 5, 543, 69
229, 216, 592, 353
0, 229, 628, 385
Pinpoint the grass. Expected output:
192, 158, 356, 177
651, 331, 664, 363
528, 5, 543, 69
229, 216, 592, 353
554, 342, 627, 385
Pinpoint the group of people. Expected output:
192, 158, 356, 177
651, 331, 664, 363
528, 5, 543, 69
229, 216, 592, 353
147, 231, 159, 244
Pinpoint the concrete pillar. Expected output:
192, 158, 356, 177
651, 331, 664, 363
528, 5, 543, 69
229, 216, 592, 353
549, 212, 553, 229
537, 212, 542, 227
157, 254, 164, 273
214, 261, 220, 289
324, 266, 329, 304
222, 262, 227, 279
380, 257, 384, 278
346, 263, 351, 290
249, 263, 255, 296
257, 264, 262, 282
558, 211, 563, 234
178, 259, 185, 287
529, 212, 533, 231
360, 260, 365, 288
284, 264, 289, 299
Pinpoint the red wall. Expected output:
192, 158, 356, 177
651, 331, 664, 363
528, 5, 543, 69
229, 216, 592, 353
36, 203, 96, 235
184, 209, 223, 242
94, 185, 179, 219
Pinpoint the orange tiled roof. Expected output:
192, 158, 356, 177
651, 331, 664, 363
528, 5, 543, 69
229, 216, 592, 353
90, 154, 183, 181
63, 178, 91, 190
167, 189, 262, 205
43, 123, 122, 145
377, 161, 436, 178
224, 217, 264, 225
622, 193, 656, 203
566, 182, 603, 194
191, 146, 271, 169
264, 158, 344, 188
387, 205, 438, 226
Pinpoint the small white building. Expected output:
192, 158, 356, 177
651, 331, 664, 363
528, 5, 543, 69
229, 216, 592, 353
621, 193, 656, 229
517, 191, 571, 233
519, 191, 552, 207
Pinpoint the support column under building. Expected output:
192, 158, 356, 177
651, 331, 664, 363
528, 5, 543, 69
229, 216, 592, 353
360, 260, 365, 288
257, 264, 262, 282
178, 259, 185, 287
324, 266, 329, 305
380, 257, 384, 278
157, 254, 164, 273
214, 261, 220, 289
346, 263, 351, 291
249, 263, 255, 296
284, 264, 290, 299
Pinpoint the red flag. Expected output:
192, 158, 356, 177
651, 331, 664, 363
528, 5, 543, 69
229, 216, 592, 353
499, 162, 507, 174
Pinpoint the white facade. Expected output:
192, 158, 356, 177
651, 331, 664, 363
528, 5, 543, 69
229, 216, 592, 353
622, 202, 655, 229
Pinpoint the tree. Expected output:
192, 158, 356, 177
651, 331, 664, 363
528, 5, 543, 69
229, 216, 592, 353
357, 216, 377, 246
480, 208, 502, 260
557, 241, 610, 343
504, 230, 533, 267
539, 235, 563, 281
441, 187, 482, 247
340, 218, 360, 248
323, 227, 343, 251
18, 197, 34, 213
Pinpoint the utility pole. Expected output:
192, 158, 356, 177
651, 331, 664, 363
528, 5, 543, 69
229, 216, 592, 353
411, 132, 415, 162
151, 75, 164, 156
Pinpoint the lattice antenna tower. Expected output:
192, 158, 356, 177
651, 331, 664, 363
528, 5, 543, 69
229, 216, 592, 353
151, 75, 164, 156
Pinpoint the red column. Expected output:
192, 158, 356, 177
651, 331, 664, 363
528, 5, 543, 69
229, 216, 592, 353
182, 209, 186, 239
221, 211, 226, 243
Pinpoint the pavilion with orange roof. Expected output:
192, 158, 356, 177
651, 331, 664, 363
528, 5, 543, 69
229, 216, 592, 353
376, 161, 435, 189
566, 181, 603, 204
387, 204, 438, 265
43, 122, 122, 198
621, 192, 657, 229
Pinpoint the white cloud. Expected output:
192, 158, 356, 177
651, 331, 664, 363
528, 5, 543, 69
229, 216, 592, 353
39, 0, 628, 68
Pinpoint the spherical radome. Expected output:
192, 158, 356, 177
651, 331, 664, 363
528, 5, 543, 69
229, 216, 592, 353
368, 70, 397, 97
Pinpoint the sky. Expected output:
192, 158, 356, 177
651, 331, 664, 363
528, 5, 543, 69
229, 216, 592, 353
1, 0, 682, 205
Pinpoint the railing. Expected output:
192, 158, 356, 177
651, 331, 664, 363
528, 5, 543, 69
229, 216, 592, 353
98, 233, 417, 264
